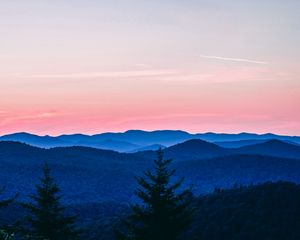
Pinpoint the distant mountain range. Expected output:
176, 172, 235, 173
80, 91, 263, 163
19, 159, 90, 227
1, 138, 300, 203
0, 130, 299, 152
134, 139, 300, 160
234, 139, 300, 159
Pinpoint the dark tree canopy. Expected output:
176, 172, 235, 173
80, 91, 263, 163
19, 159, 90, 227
192, 181, 300, 240
116, 149, 193, 240
23, 163, 79, 240
0, 186, 15, 211
0, 187, 16, 240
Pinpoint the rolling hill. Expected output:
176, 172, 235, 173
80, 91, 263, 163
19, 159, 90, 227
234, 139, 300, 159
164, 139, 230, 160
190, 181, 300, 240
1, 131, 300, 152
1, 140, 300, 204
214, 139, 269, 148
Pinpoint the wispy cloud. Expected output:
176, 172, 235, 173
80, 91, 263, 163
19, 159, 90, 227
34, 112, 56, 118
11, 112, 56, 120
200, 55, 269, 65
109, 113, 222, 126
16, 70, 177, 79
134, 63, 152, 68
0, 112, 57, 127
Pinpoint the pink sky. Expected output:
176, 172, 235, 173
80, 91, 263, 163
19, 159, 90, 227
0, 1, 300, 135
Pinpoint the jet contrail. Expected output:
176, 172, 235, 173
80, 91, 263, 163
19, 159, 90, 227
200, 55, 269, 65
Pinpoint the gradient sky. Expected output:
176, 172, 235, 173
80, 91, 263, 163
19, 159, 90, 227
0, 0, 300, 135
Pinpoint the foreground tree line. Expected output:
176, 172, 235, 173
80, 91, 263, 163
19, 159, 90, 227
0, 149, 192, 240
1, 149, 300, 240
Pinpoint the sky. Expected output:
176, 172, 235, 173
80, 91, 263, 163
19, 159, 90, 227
0, 0, 300, 135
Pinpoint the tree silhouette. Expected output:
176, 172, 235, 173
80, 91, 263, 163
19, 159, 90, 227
0, 187, 17, 240
116, 149, 193, 240
23, 163, 79, 240
0, 187, 14, 210
0, 229, 15, 240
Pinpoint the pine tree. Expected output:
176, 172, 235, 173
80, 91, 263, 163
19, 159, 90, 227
0, 188, 16, 240
0, 187, 14, 210
116, 149, 193, 240
23, 163, 79, 240
0, 230, 15, 240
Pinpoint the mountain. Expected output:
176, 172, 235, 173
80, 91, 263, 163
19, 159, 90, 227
0, 132, 69, 148
197, 132, 300, 144
1, 130, 300, 151
132, 139, 230, 161
90, 130, 192, 146
0, 141, 149, 203
176, 154, 300, 192
234, 139, 300, 159
164, 139, 230, 160
0, 133, 140, 152
129, 144, 165, 153
2, 141, 300, 204
0, 130, 192, 151
58, 130, 190, 146
73, 139, 141, 152
214, 139, 269, 148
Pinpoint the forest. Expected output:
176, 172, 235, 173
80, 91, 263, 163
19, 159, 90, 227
1, 148, 300, 240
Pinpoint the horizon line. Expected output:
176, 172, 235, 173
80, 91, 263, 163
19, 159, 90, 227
0, 129, 298, 138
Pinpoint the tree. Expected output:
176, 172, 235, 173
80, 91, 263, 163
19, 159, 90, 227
0, 230, 15, 240
0, 187, 14, 210
0, 188, 17, 240
23, 163, 79, 240
116, 149, 193, 240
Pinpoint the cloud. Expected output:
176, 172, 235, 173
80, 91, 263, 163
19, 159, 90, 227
12, 112, 57, 120
16, 70, 177, 79
109, 113, 222, 126
200, 55, 269, 65
35, 112, 56, 118
134, 63, 152, 68
158, 73, 216, 82
0, 112, 57, 126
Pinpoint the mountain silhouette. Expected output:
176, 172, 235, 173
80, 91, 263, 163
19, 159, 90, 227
1, 130, 300, 151
129, 144, 165, 153
234, 139, 300, 159
1, 141, 300, 203
214, 139, 269, 148
0, 132, 68, 148
164, 139, 230, 160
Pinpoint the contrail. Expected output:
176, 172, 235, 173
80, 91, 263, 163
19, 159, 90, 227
200, 55, 269, 65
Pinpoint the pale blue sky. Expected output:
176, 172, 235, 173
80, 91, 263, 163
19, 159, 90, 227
1, 0, 299, 70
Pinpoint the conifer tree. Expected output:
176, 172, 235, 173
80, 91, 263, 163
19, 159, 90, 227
0, 230, 15, 240
116, 149, 193, 240
23, 163, 79, 240
0, 188, 16, 240
0, 187, 14, 210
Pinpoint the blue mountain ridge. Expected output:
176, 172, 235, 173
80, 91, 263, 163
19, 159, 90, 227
1, 139, 300, 203
1, 130, 299, 152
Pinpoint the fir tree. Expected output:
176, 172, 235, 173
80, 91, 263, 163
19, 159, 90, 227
0, 187, 14, 210
0, 187, 17, 240
23, 163, 79, 240
0, 230, 15, 240
116, 149, 193, 240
